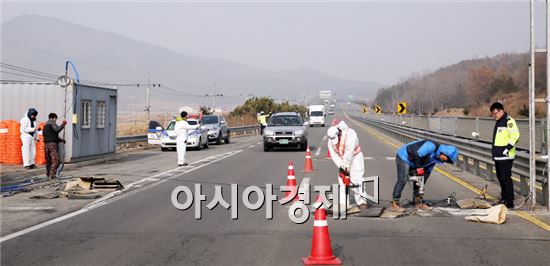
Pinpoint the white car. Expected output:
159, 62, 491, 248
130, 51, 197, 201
160, 119, 209, 151
147, 121, 164, 145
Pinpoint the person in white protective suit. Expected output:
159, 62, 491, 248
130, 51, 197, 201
175, 111, 195, 166
20, 108, 39, 169
326, 120, 368, 210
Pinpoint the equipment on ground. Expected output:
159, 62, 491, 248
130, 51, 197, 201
408, 168, 425, 195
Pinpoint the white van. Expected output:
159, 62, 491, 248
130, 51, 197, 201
308, 105, 326, 127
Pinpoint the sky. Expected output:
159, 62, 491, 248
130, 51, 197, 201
1, 1, 547, 86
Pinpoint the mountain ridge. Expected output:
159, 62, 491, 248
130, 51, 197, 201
1, 15, 381, 111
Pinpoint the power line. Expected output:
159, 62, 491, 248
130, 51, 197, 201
0, 70, 55, 81
1, 38, 144, 74
0, 80, 55, 84
0, 63, 59, 78
0, 62, 142, 87
1, 62, 248, 104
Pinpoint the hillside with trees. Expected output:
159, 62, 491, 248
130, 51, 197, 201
226, 97, 308, 126
373, 53, 547, 117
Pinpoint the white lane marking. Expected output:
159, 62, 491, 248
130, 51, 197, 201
315, 147, 321, 157
248, 145, 255, 148
322, 136, 327, 141
257, 141, 262, 145
86, 150, 243, 209
364, 157, 395, 160
0, 150, 243, 244
0, 207, 92, 243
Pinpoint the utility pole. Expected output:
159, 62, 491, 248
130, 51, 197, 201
212, 91, 216, 107
546, 0, 550, 211
529, 0, 537, 210
146, 72, 151, 122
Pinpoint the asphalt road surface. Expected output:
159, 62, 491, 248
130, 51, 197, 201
2, 106, 550, 265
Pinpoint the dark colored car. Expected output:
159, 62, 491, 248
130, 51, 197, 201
262, 112, 308, 152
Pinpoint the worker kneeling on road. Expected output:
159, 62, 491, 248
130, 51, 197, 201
175, 111, 195, 167
390, 140, 458, 212
327, 121, 368, 211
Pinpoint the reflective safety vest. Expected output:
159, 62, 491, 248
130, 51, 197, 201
258, 115, 267, 126
492, 113, 520, 160
337, 130, 361, 157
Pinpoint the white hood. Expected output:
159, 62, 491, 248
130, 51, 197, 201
336, 120, 349, 131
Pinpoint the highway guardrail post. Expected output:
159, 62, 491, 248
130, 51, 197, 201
544, 180, 549, 206
486, 164, 495, 181
462, 156, 470, 173
520, 175, 529, 196
473, 160, 480, 176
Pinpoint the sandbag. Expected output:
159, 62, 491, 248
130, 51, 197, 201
457, 198, 492, 209
353, 207, 385, 217
465, 204, 507, 225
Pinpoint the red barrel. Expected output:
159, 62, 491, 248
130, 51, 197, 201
35, 122, 46, 165
4, 120, 22, 165
0, 121, 7, 163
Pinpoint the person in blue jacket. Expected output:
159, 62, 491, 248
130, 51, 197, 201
389, 140, 458, 212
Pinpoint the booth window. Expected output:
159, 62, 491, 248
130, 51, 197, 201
82, 100, 92, 129
96, 101, 106, 128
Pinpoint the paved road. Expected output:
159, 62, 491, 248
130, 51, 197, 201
2, 106, 550, 265
1, 135, 262, 236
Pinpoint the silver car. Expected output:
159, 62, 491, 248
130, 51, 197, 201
160, 119, 209, 151
202, 115, 230, 144
263, 112, 308, 152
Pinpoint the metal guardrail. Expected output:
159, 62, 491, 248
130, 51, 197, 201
117, 135, 148, 144
227, 125, 261, 136
361, 112, 547, 153
346, 108, 549, 206
116, 125, 260, 144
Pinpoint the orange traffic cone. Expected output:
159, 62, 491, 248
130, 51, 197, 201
303, 146, 314, 173
325, 149, 331, 160
311, 194, 326, 211
285, 161, 298, 201
303, 197, 342, 265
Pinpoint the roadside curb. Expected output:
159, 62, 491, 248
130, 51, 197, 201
1, 145, 158, 187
